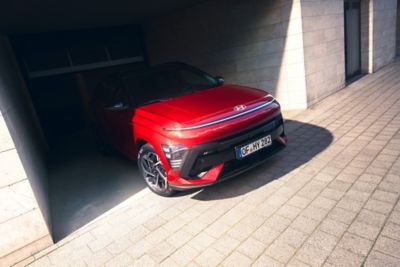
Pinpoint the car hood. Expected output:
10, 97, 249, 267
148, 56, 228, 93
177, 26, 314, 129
136, 85, 273, 127
133, 85, 280, 142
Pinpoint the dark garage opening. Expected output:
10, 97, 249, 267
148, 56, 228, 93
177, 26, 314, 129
11, 26, 149, 241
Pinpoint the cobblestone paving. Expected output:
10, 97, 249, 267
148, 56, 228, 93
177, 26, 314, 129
22, 61, 400, 266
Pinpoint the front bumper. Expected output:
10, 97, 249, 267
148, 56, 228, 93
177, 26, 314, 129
168, 114, 287, 190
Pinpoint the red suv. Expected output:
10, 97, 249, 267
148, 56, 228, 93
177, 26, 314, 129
92, 63, 287, 196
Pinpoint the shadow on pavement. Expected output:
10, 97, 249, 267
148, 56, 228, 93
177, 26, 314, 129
190, 119, 333, 201
48, 133, 146, 242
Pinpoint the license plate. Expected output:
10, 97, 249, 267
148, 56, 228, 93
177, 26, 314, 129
236, 135, 272, 159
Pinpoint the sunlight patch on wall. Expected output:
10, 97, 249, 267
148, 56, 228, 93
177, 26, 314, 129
275, 0, 308, 110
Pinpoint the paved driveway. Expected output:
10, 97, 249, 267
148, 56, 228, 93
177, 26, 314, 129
24, 62, 400, 267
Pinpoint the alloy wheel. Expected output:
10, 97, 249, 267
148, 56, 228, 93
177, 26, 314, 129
140, 151, 168, 191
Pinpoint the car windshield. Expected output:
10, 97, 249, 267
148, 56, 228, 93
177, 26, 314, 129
121, 64, 219, 106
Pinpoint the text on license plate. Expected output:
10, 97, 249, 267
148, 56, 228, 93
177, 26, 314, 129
236, 135, 272, 159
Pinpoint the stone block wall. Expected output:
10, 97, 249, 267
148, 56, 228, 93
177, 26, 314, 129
301, 0, 346, 105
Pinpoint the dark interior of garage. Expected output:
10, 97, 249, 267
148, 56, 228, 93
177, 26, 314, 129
9, 26, 151, 240
11, 26, 146, 144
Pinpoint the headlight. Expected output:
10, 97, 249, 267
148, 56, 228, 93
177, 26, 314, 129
161, 144, 188, 169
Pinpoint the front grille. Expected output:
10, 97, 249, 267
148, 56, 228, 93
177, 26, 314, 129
180, 114, 285, 179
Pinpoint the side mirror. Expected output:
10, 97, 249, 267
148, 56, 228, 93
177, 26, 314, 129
215, 76, 225, 85
104, 102, 128, 111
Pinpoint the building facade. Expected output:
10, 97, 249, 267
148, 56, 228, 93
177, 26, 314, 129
0, 0, 399, 265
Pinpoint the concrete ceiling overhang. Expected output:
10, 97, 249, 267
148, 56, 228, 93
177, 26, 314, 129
0, 0, 206, 34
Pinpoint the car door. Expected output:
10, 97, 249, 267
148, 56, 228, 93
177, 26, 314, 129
94, 81, 136, 158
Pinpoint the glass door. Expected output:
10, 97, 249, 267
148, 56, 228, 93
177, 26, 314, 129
344, 0, 361, 79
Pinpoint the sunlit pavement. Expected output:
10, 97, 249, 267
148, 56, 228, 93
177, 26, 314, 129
24, 61, 400, 267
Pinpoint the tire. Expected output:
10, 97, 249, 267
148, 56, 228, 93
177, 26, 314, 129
138, 143, 176, 197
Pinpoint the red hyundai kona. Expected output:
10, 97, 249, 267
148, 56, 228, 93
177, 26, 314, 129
92, 63, 287, 196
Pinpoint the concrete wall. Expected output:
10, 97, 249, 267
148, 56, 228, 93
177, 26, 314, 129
0, 36, 52, 266
301, 0, 345, 105
144, 0, 308, 110
371, 0, 397, 71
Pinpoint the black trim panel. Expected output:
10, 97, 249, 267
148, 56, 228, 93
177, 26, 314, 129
170, 141, 285, 191
179, 114, 284, 179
